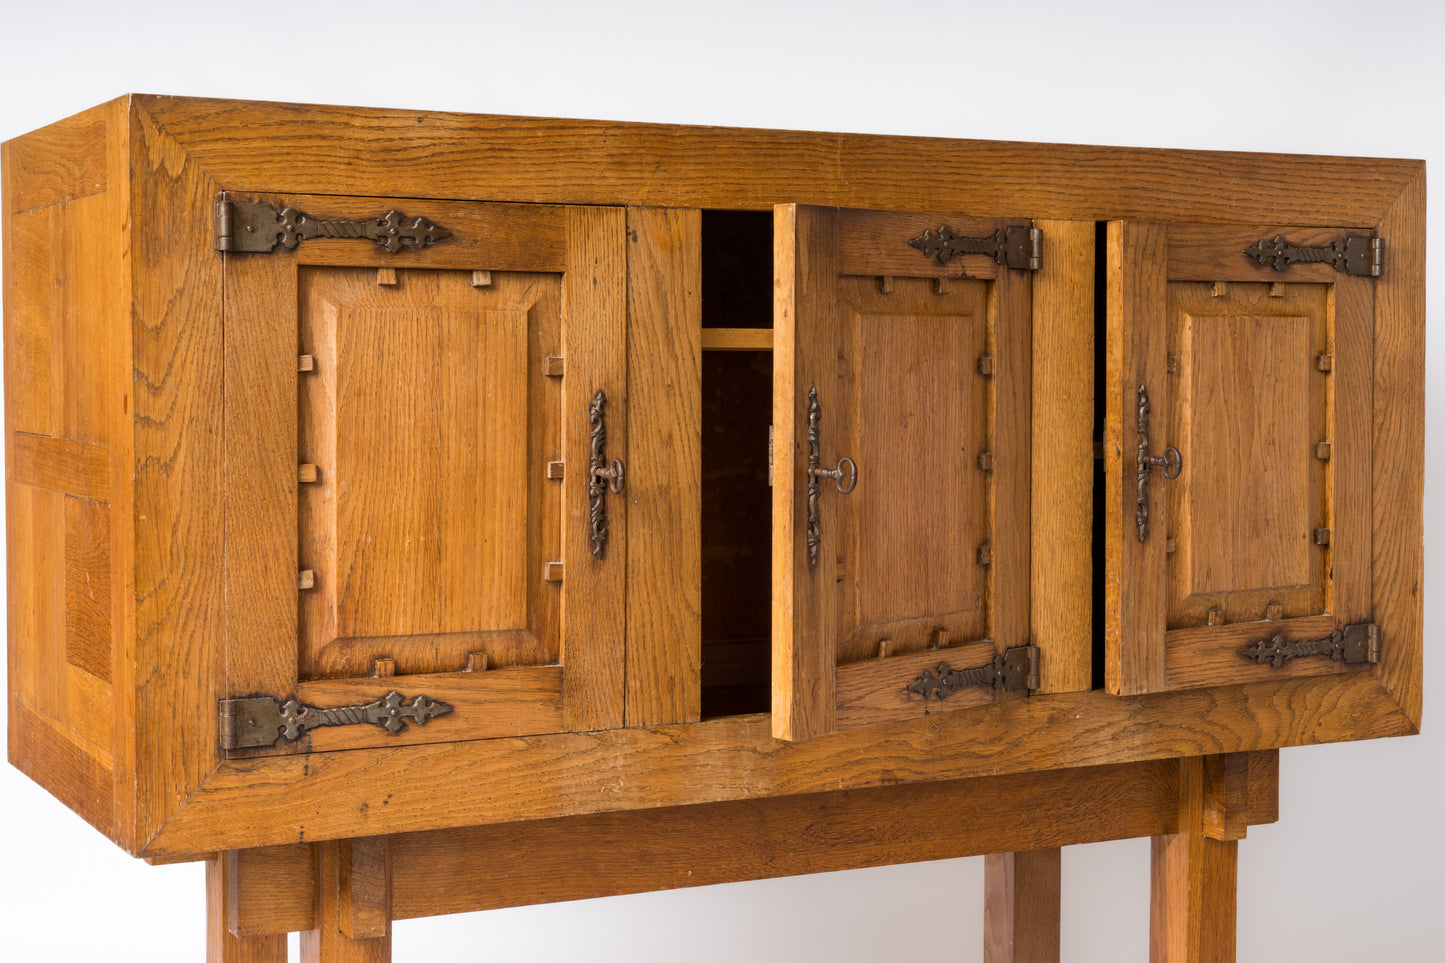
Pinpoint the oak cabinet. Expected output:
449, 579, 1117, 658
2, 96, 1423, 955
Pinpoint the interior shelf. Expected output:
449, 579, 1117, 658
702, 327, 774, 351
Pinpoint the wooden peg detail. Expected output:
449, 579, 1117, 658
878, 276, 894, 294
543, 355, 566, 378
1315, 441, 1332, 461
1265, 602, 1283, 621
546, 460, 566, 480
1206, 607, 1222, 627
1211, 281, 1228, 298
930, 628, 951, 650
1165, 538, 1177, 555
977, 355, 995, 377
298, 354, 316, 373
372, 658, 395, 678
933, 277, 948, 295
471, 270, 493, 287
836, 560, 846, 583
297, 570, 315, 591
1269, 282, 1286, 298
877, 639, 894, 659
543, 561, 564, 583
298, 463, 319, 484
1166, 354, 1179, 374
978, 450, 995, 472
1316, 353, 1333, 372
977, 543, 993, 566
1315, 528, 1331, 546
376, 267, 397, 286
465, 652, 489, 672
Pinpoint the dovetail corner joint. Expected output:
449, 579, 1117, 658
908, 224, 1042, 271
214, 196, 453, 254
1240, 622, 1380, 670
905, 645, 1040, 700
1241, 234, 1383, 278
219, 691, 453, 750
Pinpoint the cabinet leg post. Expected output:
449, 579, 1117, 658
208, 855, 288, 963
1149, 756, 1239, 962
984, 847, 1062, 963
301, 839, 393, 963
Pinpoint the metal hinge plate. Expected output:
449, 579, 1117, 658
908, 224, 1042, 271
220, 690, 454, 749
1240, 621, 1380, 670
214, 195, 453, 254
905, 644, 1041, 701
1242, 234, 1383, 278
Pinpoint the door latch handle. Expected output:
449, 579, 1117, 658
1136, 385, 1181, 543
588, 389, 624, 559
806, 387, 858, 567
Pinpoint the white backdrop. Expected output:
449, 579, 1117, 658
0, 2, 1439, 960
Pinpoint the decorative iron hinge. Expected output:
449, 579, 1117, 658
219, 690, 454, 749
1240, 622, 1380, 670
214, 195, 453, 254
906, 645, 1041, 700
1241, 234, 1383, 278
909, 224, 1042, 271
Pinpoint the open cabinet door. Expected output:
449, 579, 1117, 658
1106, 222, 1376, 695
772, 205, 1038, 741
219, 195, 627, 755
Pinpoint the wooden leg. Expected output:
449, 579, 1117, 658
208, 855, 288, 963
1149, 756, 1239, 962
984, 847, 1062, 963
301, 839, 393, 963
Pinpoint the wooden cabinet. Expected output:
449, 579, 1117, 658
3, 95, 1424, 958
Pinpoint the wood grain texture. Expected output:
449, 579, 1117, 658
64, 496, 111, 681
137, 96, 1420, 226
302, 841, 391, 963
129, 98, 227, 849
1163, 224, 1370, 283
1106, 221, 1169, 694
11, 431, 109, 501
385, 762, 1177, 922
208, 855, 288, 963
624, 207, 702, 726
1332, 275, 1373, 626
3, 99, 110, 212
1164, 614, 1355, 691
700, 327, 773, 350
560, 205, 628, 731
1150, 757, 1238, 962
339, 838, 391, 940
835, 642, 997, 729
141, 670, 1413, 856
991, 226, 1033, 682
3, 205, 54, 437
223, 232, 299, 702
228, 845, 316, 937
1030, 220, 1094, 694
12, 702, 115, 837
1370, 169, 1425, 729
985, 848, 1062, 963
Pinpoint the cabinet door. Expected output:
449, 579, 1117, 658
1106, 222, 1375, 694
222, 196, 626, 753
772, 205, 1036, 741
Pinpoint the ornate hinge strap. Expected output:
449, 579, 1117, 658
908, 224, 1042, 271
215, 196, 452, 254
906, 645, 1041, 700
1240, 622, 1380, 670
220, 691, 453, 750
1242, 234, 1382, 278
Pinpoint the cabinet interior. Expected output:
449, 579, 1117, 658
700, 210, 774, 717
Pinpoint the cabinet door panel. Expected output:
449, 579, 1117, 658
773, 205, 1032, 740
1107, 222, 1373, 695
224, 196, 625, 752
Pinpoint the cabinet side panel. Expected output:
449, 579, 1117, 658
129, 103, 224, 848
4, 99, 131, 845
624, 208, 702, 726
1031, 220, 1094, 693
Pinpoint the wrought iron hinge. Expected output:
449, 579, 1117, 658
219, 690, 453, 749
909, 224, 1042, 271
214, 195, 453, 254
1242, 234, 1383, 278
1240, 622, 1380, 670
905, 645, 1041, 700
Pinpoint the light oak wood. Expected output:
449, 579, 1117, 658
302, 841, 391, 963
10, 431, 109, 501
624, 207, 702, 726
338, 837, 391, 940
985, 848, 1062, 963
228, 845, 316, 937
1150, 756, 1240, 962
701, 326, 774, 350
208, 856, 287, 963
